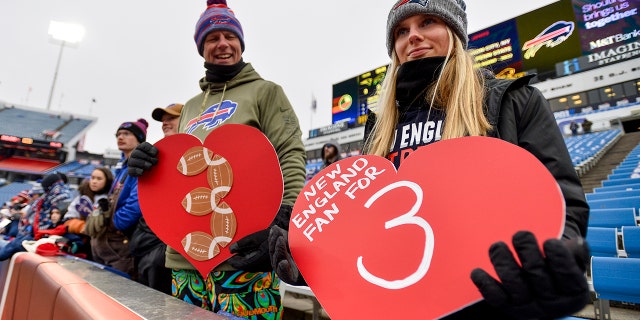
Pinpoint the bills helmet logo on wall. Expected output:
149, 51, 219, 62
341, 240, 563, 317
522, 21, 575, 59
185, 100, 238, 134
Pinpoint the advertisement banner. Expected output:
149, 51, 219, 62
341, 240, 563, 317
516, 0, 583, 77
573, 0, 640, 54
469, 19, 524, 78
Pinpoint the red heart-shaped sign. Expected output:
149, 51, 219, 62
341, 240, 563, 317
138, 124, 284, 277
290, 136, 565, 319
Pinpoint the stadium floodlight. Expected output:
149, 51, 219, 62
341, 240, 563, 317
46, 20, 85, 111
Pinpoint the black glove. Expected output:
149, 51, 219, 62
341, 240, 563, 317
97, 198, 110, 212
470, 231, 590, 320
226, 205, 293, 272
269, 225, 306, 286
227, 229, 271, 271
128, 142, 159, 177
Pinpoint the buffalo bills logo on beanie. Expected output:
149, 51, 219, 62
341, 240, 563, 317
387, 0, 468, 56
194, 0, 245, 56
117, 118, 149, 143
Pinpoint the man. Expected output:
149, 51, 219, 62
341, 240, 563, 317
89, 118, 149, 277
321, 140, 342, 169
128, 0, 306, 318
151, 103, 183, 136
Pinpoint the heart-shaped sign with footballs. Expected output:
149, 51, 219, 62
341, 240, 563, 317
138, 124, 283, 277
289, 136, 565, 319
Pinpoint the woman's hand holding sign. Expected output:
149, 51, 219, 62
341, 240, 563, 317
282, 137, 576, 319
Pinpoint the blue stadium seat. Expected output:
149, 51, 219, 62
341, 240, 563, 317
586, 227, 622, 257
588, 197, 640, 210
622, 226, 640, 258
591, 257, 640, 319
593, 183, 640, 193
586, 189, 640, 201
602, 178, 640, 187
588, 208, 638, 229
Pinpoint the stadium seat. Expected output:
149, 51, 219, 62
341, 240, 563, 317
588, 208, 638, 229
587, 196, 640, 210
602, 178, 640, 187
622, 226, 640, 258
593, 183, 640, 193
586, 189, 640, 201
586, 227, 622, 257
591, 257, 640, 319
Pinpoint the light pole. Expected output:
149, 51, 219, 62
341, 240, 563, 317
47, 21, 85, 111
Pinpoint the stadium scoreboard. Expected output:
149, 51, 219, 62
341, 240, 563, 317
0, 134, 64, 151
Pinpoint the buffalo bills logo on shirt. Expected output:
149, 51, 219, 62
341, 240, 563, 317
76, 195, 94, 217
522, 21, 574, 59
185, 100, 238, 134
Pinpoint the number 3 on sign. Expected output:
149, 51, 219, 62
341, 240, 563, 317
356, 181, 434, 290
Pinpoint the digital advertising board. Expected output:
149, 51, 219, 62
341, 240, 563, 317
516, 0, 583, 77
556, 0, 640, 76
469, 19, 524, 79
331, 65, 387, 127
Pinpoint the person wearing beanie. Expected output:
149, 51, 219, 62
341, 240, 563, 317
151, 103, 183, 136
270, 0, 590, 319
89, 120, 149, 277
127, 0, 306, 317
124, 104, 182, 295
117, 118, 149, 144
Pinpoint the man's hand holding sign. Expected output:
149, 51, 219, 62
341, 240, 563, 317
279, 136, 589, 319
138, 124, 284, 277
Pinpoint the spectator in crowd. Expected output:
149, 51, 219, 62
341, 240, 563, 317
570, 121, 579, 135
39, 206, 64, 230
270, 1, 590, 319
86, 119, 149, 278
64, 167, 114, 258
127, 104, 183, 295
0, 173, 72, 260
127, 0, 306, 317
1, 190, 31, 238
581, 119, 593, 134
321, 140, 342, 169
151, 103, 183, 136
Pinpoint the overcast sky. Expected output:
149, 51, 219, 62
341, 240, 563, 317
0, 0, 558, 154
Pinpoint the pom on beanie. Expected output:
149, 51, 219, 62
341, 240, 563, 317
194, 0, 245, 56
386, 0, 468, 56
117, 118, 149, 143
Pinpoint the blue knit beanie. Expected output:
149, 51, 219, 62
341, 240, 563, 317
194, 0, 245, 56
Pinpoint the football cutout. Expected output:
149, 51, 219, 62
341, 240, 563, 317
181, 231, 220, 261
182, 187, 214, 216
177, 146, 214, 176
210, 209, 237, 248
211, 186, 231, 209
207, 155, 233, 193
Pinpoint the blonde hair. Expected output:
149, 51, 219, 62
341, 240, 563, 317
364, 28, 491, 157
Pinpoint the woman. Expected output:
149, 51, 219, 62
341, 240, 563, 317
64, 167, 114, 235
271, 1, 590, 319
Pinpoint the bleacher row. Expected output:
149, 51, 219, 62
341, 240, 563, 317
564, 129, 623, 176
47, 160, 102, 179
584, 142, 640, 319
0, 105, 92, 145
